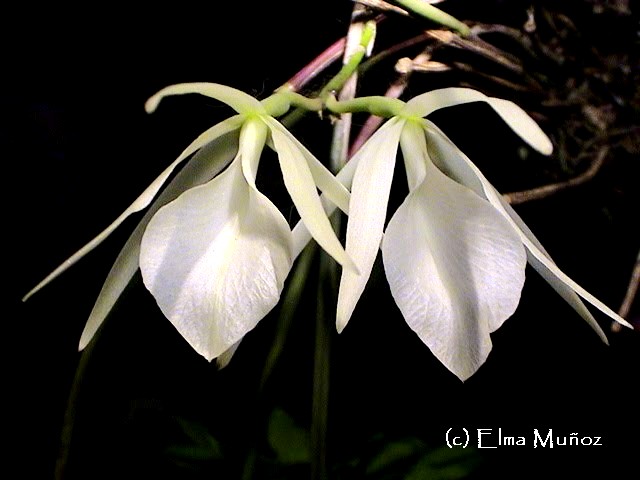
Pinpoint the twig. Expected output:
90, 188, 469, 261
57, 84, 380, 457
330, 4, 372, 170
471, 23, 536, 53
426, 29, 525, 75
353, 0, 409, 16
284, 38, 346, 91
612, 252, 639, 332
503, 146, 608, 205
452, 62, 532, 91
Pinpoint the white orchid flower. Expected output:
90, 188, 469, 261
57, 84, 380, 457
295, 88, 631, 381
25, 83, 354, 362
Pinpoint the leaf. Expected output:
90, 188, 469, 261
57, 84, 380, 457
267, 408, 311, 465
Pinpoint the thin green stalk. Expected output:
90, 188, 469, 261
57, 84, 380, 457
259, 243, 317, 392
320, 20, 377, 98
311, 7, 375, 480
392, 0, 470, 36
55, 327, 101, 479
283, 37, 346, 91
311, 253, 335, 480
325, 94, 404, 118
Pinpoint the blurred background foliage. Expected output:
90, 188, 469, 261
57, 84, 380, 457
3, 0, 638, 478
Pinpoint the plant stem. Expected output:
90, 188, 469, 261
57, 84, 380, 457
311, 6, 375, 480
55, 329, 100, 479
311, 254, 334, 480
392, 0, 470, 36
320, 20, 377, 98
283, 38, 346, 91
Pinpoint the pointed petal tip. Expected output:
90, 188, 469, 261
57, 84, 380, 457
78, 336, 89, 352
335, 304, 350, 334
449, 358, 486, 382
22, 269, 65, 303
191, 347, 217, 363
613, 316, 634, 331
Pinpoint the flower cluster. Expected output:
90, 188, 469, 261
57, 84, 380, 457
25, 83, 631, 380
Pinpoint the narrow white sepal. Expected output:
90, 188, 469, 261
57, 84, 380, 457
291, 151, 361, 259
268, 119, 357, 272
264, 117, 351, 215
424, 124, 630, 336
400, 120, 430, 190
382, 159, 526, 381
145, 82, 264, 116
23, 116, 243, 303
337, 118, 406, 332
404, 87, 553, 155
492, 188, 630, 336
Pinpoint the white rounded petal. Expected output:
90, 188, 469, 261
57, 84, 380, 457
140, 160, 293, 360
78, 130, 241, 350
382, 163, 527, 381
337, 118, 406, 331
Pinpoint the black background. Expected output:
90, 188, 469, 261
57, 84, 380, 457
4, 1, 638, 478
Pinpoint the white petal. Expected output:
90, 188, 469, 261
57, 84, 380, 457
140, 159, 293, 360
337, 118, 406, 332
404, 87, 553, 155
78, 130, 240, 349
382, 162, 527, 381
400, 120, 429, 190
423, 120, 487, 197
267, 118, 356, 272
291, 150, 362, 259
495, 191, 631, 335
424, 124, 631, 335
264, 117, 351, 214
23, 116, 243, 302
145, 83, 264, 116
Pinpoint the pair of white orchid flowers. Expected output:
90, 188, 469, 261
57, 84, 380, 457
25, 82, 631, 380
